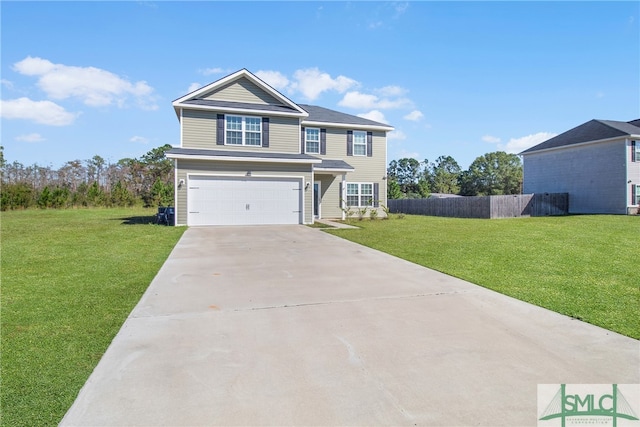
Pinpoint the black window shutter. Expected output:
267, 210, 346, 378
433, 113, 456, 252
339, 181, 343, 207
301, 127, 305, 153
633, 141, 637, 162
320, 129, 326, 155
633, 184, 638, 205
262, 117, 269, 147
367, 132, 373, 157
346, 131, 353, 156
216, 114, 224, 145
373, 183, 379, 207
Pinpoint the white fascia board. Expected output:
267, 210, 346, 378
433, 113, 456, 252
172, 102, 307, 119
301, 120, 394, 132
521, 134, 640, 156
172, 69, 308, 116
314, 168, 355, 173
166, 153, 322, 164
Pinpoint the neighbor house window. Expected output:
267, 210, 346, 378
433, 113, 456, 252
636, 185, 640, 205
353, 131, 367, 156
634, 141, 640, 161
346, 182, 373, 207
226, 115, 261, 146
306, 128, 320, 153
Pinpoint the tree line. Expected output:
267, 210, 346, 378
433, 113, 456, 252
387, 151, 523, 199
0, 144, 174, 211
0, 145, 522, 211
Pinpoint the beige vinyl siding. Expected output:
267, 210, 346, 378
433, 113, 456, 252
316, 174, 343, 218
202, 77, 280, 105
321, 128, 388, 214
181, 110, 299, 152
268, 116, 300, 153
175, 159, 313, 225
182, 109, 216, 148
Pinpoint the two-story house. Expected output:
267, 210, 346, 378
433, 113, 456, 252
520, 119, 640, 214
166, 69, 394, 226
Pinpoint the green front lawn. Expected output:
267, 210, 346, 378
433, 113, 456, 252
328, 215, 639, 339
1, 208, 186, 427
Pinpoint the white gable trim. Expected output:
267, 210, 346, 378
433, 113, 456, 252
173, 69, 308, 117
174, 103, 306, 118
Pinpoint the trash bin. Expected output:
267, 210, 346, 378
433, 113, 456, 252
156, 206, 175, 226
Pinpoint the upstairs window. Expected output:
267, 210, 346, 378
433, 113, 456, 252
226, 115, 261, 146
634, 141, 639, 162
353, 131, 367, 156
306, 128, 320, 154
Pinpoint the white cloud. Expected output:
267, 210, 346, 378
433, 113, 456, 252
187, 82, 201, 93
1, 79, 14, 89
0, 97, 78, 126
358, 110, 387, 124
378, 85, 408, 97
482, 135, 501, 144
483, 132, 556, 153
12, 56, 158, 110
503, 132, 557, 153
394, 2, 410, 18
388, 130, 407, 140
130, 136, 150, 144
290, 68, 358, 101
397, 148, 420, 159
199, 67, 224, 76
255, 70, 290, 91
404, 110, 424, 121
15, 133, 45, 143
339, 90, 413, 110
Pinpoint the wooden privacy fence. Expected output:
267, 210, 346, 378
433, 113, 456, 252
388, 193, 568, 219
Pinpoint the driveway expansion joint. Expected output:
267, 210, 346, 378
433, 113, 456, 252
233, 290, 475, 312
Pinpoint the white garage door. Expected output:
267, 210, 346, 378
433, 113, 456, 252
187, 176, 302, 226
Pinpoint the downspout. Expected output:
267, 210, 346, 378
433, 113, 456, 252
625, 138, 630, 210
341, 173, 347, 220
173, 158, 179, 225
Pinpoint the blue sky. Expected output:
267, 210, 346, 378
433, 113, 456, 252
1, 1, 638, 170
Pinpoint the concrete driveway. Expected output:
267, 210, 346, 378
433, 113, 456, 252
61, 225, 639, 426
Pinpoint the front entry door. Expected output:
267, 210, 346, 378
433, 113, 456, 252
313, 181, 321, 218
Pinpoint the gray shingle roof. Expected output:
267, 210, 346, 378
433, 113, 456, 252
520, 119, 640, 154
299, 104, 390, 128
314, 159, 354, 171
167, 147, 320, 162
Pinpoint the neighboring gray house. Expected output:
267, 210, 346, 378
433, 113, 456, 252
166, 69, 393, 226
520, 119, 640, 214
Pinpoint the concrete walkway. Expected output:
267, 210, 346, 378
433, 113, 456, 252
61, 226, 639, 426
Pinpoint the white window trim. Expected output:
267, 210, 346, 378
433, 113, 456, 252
346, 182, 374, 207
225, 115, 262, 146
353, 130, 367, 156
306, 127, 320, 154
634, 141, 640, 161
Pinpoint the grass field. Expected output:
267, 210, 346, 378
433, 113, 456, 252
1, 208, 186, 427
328, 214, 639, 340
2, 210, 638, 425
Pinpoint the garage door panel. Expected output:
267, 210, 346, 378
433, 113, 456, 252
188, 176, 302, 226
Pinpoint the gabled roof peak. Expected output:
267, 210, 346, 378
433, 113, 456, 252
173, 69, 308, 118
520, 118, 640, 155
